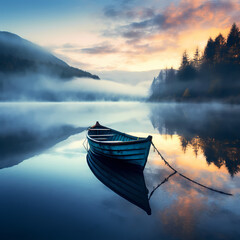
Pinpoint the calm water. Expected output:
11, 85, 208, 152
0, 102, 239, 240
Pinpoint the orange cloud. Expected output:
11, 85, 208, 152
53, 0, 240, 71
159, 190, 207, 239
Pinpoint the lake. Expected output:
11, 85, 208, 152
0, 102, 239, 240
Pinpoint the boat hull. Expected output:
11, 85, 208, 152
87, 136, 152, 169
87, 122, 152, 169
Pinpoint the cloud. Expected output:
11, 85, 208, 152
104, 5, 155, 20
104, 0, 239, 42
81, 43, 118, 54
41, 1, 240, 71
52, 42, 118, 55
122, 30, 145, 39
62, 43, 76, 49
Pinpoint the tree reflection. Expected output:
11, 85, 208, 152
150, 103, 240, 176
0, 123, 85, 169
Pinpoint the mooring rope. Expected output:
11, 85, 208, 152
151, 141, 233, 196
149, 171, 177, 200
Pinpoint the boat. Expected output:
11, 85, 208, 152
87, 122, 152, 169
87, 150, 151, 215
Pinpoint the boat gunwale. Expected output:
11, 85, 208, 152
87, 123, 152, 146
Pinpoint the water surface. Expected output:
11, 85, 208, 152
0, 102, 239, 240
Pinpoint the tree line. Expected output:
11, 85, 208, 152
149, 23, 240, 102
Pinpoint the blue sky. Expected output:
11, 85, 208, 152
1, 0, 239, 71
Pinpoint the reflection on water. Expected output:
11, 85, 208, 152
0, 102, 239, 240
150, 103, 240, 176
87, 151, 151, 215
0, 103, 86, 169
0, 125, 84, 169
0, 102, 147, 169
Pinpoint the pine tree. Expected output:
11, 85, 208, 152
166, 67, 176, 84
158, 70, 164, 82
180, 50, 190, 69
214, 34, 226, 63
227, 23, 240, 48
226, 23, 240, 63
193, 47, 201, 68
203, 37, 215, 63
178, 50, 196, 81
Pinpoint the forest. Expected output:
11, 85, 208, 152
149, 23, 240, 102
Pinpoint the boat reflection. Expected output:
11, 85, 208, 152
87, 151, 151, 215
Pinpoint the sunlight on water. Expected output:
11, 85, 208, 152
0, 102, 239, 240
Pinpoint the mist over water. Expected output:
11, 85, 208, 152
0, 101, 239, 240
0, 74, 149, 101
61, 77, 150, 99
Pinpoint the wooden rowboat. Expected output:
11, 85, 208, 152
87, 122, 152, 169
87, 150, 151, 215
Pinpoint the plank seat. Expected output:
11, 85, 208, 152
89, 134, 115, 137
89, 129, 110, 131
94, 138, 108, 140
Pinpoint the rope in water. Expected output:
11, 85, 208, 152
151, 141, 233, 196
149, 171, 177, 200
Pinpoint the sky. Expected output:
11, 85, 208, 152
1, 0, 240, 72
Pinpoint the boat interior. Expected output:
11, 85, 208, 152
87, 125, 145, 142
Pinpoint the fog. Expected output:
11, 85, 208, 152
0, 102, 239, 240
149, 102, 240, 138
60, 77, 150, 99
93, 70, 159, 85
149, 102, 240, 176
0, 31, 152, 102
0, 73, 150, 101
0, 102, 151, 169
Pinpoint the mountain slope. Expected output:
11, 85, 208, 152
0, 31, 99, 79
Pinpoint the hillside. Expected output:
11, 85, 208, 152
0, 31, 99, 79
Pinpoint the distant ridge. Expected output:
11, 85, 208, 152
0, 31, 99, 80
